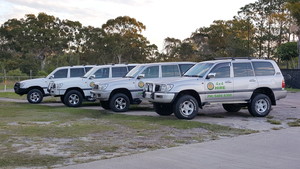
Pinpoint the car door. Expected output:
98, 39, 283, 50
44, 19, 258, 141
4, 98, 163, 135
232, 62, 258, 101
135, 65, 160, 90
204, 62, 234, 102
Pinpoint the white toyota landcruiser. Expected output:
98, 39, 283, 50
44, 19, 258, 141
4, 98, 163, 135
48, 64, 137, 107
143, 58, 287, 119
91, 62, 195, 112
14, 65, 94, 103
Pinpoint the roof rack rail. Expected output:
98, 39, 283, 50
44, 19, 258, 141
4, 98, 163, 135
214, 57, 256, 60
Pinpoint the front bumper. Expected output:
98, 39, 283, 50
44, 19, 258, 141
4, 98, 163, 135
144, 91, 175, 103
14, 83, 27, 95
90, 90, 111, 101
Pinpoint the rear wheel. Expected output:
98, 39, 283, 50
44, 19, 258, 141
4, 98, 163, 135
248, 94, 271, 117
153, 103, 173, 116
27, 89, 43, 104
173, 95, 198, 120
222, 104, 242, 112
64, 90, 83, 107
100, 101, 110, 110
109, 93, 130, 112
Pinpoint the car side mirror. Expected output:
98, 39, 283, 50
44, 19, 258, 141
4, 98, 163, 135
207, 73, 216, 79
49, 75, 54, 79
89, 75, 95, 80
137, 74, 145, 79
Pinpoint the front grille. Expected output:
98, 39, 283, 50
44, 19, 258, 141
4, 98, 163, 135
155, 85, 160, 92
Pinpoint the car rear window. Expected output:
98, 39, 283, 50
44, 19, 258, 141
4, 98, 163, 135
70, 68, 85, 77
179, 64, 194, 75
162, 65, 180, 77
112, 67, 128, 77
252, 61, 275, 76
233, 62, 254, 77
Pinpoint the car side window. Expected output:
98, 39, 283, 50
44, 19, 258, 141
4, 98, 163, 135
53, 69, 68, 78
128, 66, 136, 71
179, 64, 194, 75
209, 62, 230, 78
233, 62, 254, 77
162, 65, 180, 77
70, 68, 85, 77
94, 68, 109, 78
112, 67, 128, 77
252, 61, 275, 76
141, 66, 159, 78
85, 67, 93, 72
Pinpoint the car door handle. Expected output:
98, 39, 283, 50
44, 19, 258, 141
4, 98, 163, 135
249, 79, 256, 82
225, 81, 232, 83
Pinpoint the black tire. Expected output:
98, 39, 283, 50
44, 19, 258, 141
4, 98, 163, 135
109, 93, 130, 112
100, 101, 110, 110
222, 104, 242, 112
173, 95, 198, 120
248, 94, 271, 117
64, 90, 83, 107
153, 103, 173, 116
60, 96, 65, 104
27, 89, 43, 104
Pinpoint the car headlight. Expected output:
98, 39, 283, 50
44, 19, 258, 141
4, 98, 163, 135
160, 84, 173, 92
98, 84, 108, 91
19, 82, 25, 88
55, 83, 63, 89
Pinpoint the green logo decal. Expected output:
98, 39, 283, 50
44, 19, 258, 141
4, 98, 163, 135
207, 82, 214, 90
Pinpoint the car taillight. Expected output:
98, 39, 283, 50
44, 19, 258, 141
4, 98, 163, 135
282, 80, 285, 89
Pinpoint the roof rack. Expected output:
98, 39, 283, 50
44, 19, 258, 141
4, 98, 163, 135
214, 57, 256, 60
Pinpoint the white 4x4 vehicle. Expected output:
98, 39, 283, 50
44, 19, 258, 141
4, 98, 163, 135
48, 64, 137, 107
143, 58, 287, 119
91, 62, 195, 112
14, 65, 94, 103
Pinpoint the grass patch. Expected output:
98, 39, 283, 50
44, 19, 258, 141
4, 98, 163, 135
266, 119, 282, 125
286, 88, 300, 92
0, 153, 63, 167
0, 101, 256, 168
287, 119, 300, 127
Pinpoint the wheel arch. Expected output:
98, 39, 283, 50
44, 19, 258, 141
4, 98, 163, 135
65, 87, 85, 97
252, 87, 276, 105
174, 90, 202, 108
28, 86, 45, 95
110, 88, 133, 103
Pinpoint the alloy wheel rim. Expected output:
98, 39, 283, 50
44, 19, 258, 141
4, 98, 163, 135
115, 97, 126, 110
255, 99, 268, 114
69, 94, 79, 105
30, 92, 40, 102
179, 100, 194, 116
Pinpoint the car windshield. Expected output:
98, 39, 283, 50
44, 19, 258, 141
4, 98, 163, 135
124, 65, 145, 78
183, 63, 214, 77
82, 67, 97, 78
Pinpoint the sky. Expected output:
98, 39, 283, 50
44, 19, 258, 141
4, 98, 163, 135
0, 0, 257, 51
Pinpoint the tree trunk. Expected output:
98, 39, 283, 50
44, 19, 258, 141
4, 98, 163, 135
298, 32, 300, 69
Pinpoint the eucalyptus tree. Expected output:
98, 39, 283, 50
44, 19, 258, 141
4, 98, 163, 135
101, 16, 156, 63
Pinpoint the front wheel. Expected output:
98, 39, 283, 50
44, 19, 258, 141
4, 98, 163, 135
153, 103, 173, 116
27, 89, 43, 104
109, 93, 130, 112
248, 94, 271, 117
64, 90, 83, 107
100, 101, 110, 110
173, 95, 198, 120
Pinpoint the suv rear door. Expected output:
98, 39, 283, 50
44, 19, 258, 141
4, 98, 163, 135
232, 61, 258, 101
